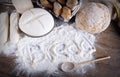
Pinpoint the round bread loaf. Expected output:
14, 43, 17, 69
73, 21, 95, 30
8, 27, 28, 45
19, 8, 54, 37
75, 2, 111, 33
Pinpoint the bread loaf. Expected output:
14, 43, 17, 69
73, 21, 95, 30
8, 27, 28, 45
40, 0, 53, 9
66, 0, 78, 9
0, 12, 9, 47
12, 0, 33, 14
53, 2, 62, 16
75, 2, 111, 33
10, 12, 21, 44
61, 6, 72, 20
19, 8, 54, 37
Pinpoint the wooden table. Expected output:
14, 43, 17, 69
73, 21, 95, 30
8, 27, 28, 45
0, 1, 120, 77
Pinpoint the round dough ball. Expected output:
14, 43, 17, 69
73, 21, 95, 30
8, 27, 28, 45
75, 2, 111, 33
19, 8, 54, 36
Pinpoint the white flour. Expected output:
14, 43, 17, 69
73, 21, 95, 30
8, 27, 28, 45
0, 23, 96, 75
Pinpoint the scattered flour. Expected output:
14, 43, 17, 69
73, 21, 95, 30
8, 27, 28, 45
0, 23, 96, 75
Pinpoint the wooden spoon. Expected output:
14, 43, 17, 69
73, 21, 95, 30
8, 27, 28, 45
61, 56, 111, 72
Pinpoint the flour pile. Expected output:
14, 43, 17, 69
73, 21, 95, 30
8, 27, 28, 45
0, 23, 96, 75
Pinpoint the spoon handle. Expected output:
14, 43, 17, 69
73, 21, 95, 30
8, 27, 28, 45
76, 56, 111, 66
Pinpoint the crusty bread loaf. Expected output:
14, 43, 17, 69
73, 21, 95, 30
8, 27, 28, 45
53, 2, 62, 16
75, 2, 111, 33
0, 12, 9, 47
40, 0, 53, 9
19, 8, 54, 37
12, 0, 33, 14
61, 6, 72, 20
66, 0, 78, 9
10, 12, 21, 44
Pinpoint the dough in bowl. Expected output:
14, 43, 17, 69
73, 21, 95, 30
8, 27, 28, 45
75, 2, 111, 33
19, 8, 54, 37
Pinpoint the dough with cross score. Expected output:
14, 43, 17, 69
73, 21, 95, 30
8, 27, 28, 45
75, 2, 111, 33
19, 8, 54, 37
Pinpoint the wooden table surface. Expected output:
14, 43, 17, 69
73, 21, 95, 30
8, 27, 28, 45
0, 1, 120, 77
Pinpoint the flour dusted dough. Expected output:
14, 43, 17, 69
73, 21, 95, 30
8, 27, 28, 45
12, 0, 33, 14
0, 12, 9, 46
19, 8, 54, 37
10, 12, 20, 44
75, 2, 111, 33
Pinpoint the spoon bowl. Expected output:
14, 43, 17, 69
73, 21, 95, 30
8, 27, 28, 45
61, 62, 74, 72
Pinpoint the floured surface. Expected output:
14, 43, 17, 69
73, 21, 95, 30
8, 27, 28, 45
15, 23, 96, 74
1, 23, 96, 75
